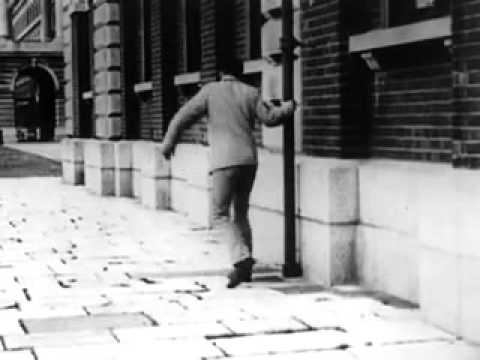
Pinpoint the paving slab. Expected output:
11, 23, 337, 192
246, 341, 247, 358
34, 340, 223, 360
221, 317, 309, 335
0, 310, 24, 335
21, 313, 153, 333
18, 303, 87, 319
4, 330, 117, 350
0, 351, 35, 360
229, 350, 356, 360
344, 318, 455, 345
150, 306, 253, 325
350, 342, 480, 360
214, 329, 351, 357
113, 322, 232, 341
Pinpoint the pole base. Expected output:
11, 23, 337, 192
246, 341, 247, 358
282, 263, 302, 278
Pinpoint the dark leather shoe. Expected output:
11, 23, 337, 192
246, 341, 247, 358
226, 258, 254, 289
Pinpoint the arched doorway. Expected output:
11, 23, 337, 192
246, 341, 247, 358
11, 65, 58, 142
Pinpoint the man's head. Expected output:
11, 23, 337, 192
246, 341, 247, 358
219, 59, 243, 78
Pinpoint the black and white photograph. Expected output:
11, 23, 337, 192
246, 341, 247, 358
0, 0, 479, 359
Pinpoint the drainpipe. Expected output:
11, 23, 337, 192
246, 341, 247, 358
282, 0, 302, 278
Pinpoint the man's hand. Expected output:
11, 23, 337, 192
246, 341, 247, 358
160, 142, 174, 160
269, 99, 297, 111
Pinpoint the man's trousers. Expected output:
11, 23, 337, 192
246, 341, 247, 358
211, 165, 257, 265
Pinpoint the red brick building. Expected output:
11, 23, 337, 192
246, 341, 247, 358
61, 0, 480, 343
0, 0, 65, 143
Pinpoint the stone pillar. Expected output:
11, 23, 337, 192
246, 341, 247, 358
93, 1, 122, 139
0, 0, 10, 38
139, 142, 170, 210
84, 139, 115, 196
61, 138, 85, 185
131, 141, 149, 199
113, 141, 133, 197
55, 0, 62, 40
297, 162, 358, 286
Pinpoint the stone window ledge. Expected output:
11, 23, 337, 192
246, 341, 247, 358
243, 59, 265, 74
174, 72, 201, 86
82, 91, 93, 100
134, 81, 153, 94
349, 16, 451, 53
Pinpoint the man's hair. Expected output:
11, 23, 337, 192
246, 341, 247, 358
219, 59, 243, 77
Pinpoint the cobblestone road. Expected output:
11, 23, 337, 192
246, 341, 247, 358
0, 147, 479, 359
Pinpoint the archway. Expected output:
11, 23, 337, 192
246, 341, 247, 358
11, 65, 58, 142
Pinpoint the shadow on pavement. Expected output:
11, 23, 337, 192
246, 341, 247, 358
0, 145, 61, 177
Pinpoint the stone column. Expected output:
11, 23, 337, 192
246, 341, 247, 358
0, 0, 10, 39
93, 1, 122, 139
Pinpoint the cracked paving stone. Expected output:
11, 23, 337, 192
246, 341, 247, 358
34, 340, 223, 360
221, 317, 309, 335
21, 313, 153, 333
0, 351, 35, 360
113, 322, 232, 341
213, 329, 352, 357
3, 330, 117, 350
350, 342, 480, 360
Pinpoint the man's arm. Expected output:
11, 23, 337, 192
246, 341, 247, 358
161, 85, 209, 158
254, 96, 296, 127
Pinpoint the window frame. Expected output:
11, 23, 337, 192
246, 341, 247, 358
246, 0, 262, 60
380, 0, 450, 28
183, 0, 201, 73
136, 0, 152, 83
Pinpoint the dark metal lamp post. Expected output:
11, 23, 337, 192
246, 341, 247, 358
281, 0, 302, 278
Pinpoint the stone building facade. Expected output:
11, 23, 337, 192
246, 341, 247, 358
60, 0, 480, 343
0, 0, 65, 143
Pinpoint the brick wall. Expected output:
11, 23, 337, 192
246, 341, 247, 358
148, 0, 177, 140
451, 0, 480, 168
372, 61, 452, 162
234, 0, 248, 61
301, 0, 455, 162
301, 0, 352, 157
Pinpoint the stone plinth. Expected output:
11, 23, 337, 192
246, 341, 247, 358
113, 141, 133, 197
138, 143, 170, 210
170, 144, 212, 227
61, 138, 85, 185
84, 139, 115, 196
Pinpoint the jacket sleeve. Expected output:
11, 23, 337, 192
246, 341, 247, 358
253, 93, 295, 127
162, 85, 209, 151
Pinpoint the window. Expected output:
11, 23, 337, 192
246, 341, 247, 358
247, 0, 262, 60
72, 7, 95, 137
382, 0, 450, 28
47, 0, 56, 39
185, 0, 201, 72
137, 0, 151, 82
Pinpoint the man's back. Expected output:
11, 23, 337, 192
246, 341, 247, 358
205, 77, 258, 171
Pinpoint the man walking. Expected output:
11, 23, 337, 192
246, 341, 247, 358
161, 62, 295, 288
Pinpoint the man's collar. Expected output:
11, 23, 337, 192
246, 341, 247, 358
221, 75, 237, 81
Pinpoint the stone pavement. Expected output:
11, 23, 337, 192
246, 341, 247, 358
3, 143, 61, 162
0, 146, 61, 177
0, 175, 479, 360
